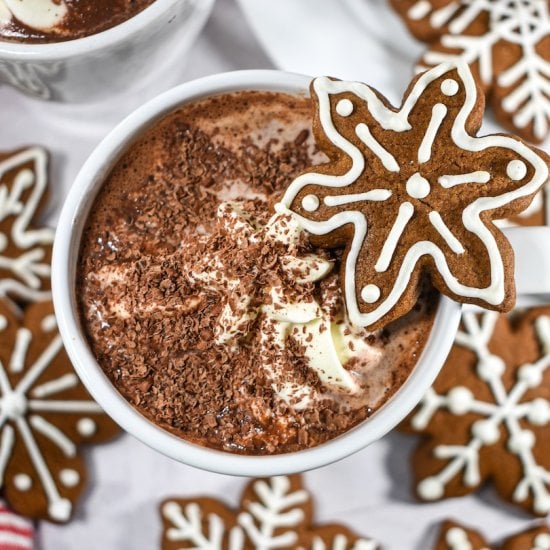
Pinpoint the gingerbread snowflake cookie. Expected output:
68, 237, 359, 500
160, 475, 379, 549
403, 307, 550, 515
390, 0, 550, 143
0, 300, 118, 522
0, 147, 54, 306
435, 520, 550, 550
278, 62, 549, 329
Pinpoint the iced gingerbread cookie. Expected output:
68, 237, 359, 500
0, 300, 119, 523
435, 520, 550, 550
160, 475, 379, 549
390, 0, 550, 143
279, 62, 549, 329
0, 147, 54, 306
402, 307, 550, 515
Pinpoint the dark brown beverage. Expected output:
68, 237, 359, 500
77, 91, 437, 454
0, 0, 155, 43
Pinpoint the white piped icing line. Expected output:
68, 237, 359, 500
0, 147, 54, 304
279, 62, 548, 328
0, 0, 68, 33
162, 476, 379, 550
0, 309, 106, 522
408, 0, 550, 141
445, 527, 473, 550
412, 312, 550, 514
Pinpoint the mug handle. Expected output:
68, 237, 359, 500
463, 226, 550, 312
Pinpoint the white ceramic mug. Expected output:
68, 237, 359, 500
0, 0, 214, 102
51, 70, 550, 476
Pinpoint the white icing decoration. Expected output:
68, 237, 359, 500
406, 173, 430, 199
0, 312, 107, 521
77, 418, 97, 437
408, 0, 431, 20
324, 189, 391, 207
441, 79, 460, 96
375, 202, 414, 273
13, 473, 32, 492
9, 328, 31, 373
534, 533, 550, 550
40, 314, 57, 333
412, 312, 550, 513
507, 159, 527, 181
279, 62, 549, 327
0, 148, 54, 303
417, 103, 447, 164
361, 284, 380, 304
0, 0, 68, 32
429, 211, 465, 254
59, 468, 79, 488
302, 194, 319, 212
336, 98, 354, 117
414, 0, 550, 140
161, 476, 379, 550
438, 171, 490, 188
446, 527, 473, 550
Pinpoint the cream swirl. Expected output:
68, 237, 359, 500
0, 0, 67, 32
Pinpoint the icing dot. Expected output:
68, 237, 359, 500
518, 364, 542, 387
441, 79, 459, 96
301, 194, 319, 212
14, 473, 32, 492
1, 392, 28, 420
41, 314, 57, 333
477, 355, 505, 381
527, 398, 550, 425
472, 419, 500, 444
446, 527, 471, 550
508, 430, 535, 453
48, 499, 72, 522
507, 159, 527, 181
77, 418, 97, 437
361, 284, 381, 304
417, 477, 443, 500
534, 533, 550, 549
0, 315, 7, 331
336, 98, 354, 117
60, 469, 80, 488
447, 386, 473, 415
406, 173, 430, 199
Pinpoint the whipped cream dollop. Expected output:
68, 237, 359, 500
189, 201, 377, 407
0, 0, 67, 32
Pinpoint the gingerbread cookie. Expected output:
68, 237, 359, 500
0, 300, 118, 522
390, 0, 550, 143
0, 147, 54, 306
504, 180, 549, 227
160, 475, 379, 549
402, 308, 550, 515
435, 520, 550, 549
0, 499, 34, 549
278, 62, 550, 329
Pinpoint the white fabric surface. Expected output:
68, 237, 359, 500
0, 0, 546, 548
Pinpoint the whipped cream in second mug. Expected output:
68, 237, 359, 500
77, 89, 437, 454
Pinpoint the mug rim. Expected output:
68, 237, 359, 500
52, 69, 462, 476
0, 0, 194, 60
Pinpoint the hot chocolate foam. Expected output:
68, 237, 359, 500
78, 91, 438, 454
0, 0, 154, 42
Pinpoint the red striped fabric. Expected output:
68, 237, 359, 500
0, 501, 33, 550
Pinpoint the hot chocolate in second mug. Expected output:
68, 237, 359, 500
52, 71, 550, 476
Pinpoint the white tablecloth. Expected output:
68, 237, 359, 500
0, 1, 545, 548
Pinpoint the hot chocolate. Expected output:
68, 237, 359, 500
77, 91, 438, 454
0, 0, 155, 43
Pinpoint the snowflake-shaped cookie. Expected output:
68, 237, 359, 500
0, 147, 54, 305
0, 300, 118, 522
403, 307, 550, 515
161, 475, 379, 549
435, 519, 550, 550
279, 62, 549, 329
391, 0, 550, 143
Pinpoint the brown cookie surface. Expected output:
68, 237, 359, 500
390, 0, 550, 143
0, 147, 54, 306
280, 63, 549, 329
160, 475, 379, 549
402, 307, 550, 515
0, 300, 119, 522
